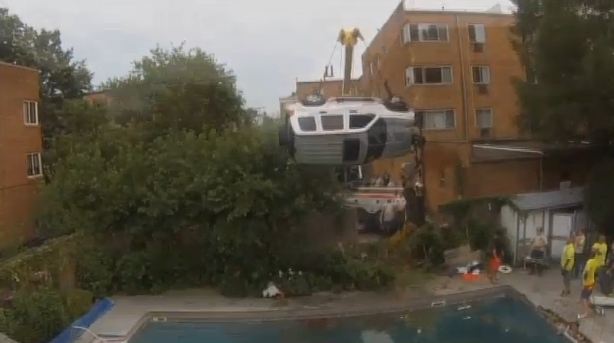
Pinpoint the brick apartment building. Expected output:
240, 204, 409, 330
359, 4, 597, 212
0, 62, 43, 248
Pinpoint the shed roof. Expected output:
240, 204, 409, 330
471, 141, 600, 163
510, 187, 584, 211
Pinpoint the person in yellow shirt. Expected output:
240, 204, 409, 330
560, 237, 575, 296
578, 251, 599, 319
592, 234, 608, 267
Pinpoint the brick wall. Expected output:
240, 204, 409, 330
0, 62, 42, 247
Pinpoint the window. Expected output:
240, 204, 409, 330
321, 115, 344, 130
416, 110, 455, 130
420, 24, 448, 41
23, 100, 38, 125
27, 153, 43, 177
298, 117, 316, 131
349, 114, 375, 129
369, 61, 374, 76
468, 24, 486, 43
472, 66, 490, 84
406, 66, 452, 86
476, 108, 493, 129
402, 23, 447, 43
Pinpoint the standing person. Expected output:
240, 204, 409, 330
380, 200, 396, 235
560, 236, 575, 296
529, 227, 548, 275
382, 172, 390, 187
487, 233, 505, 284
573, 229, 586, 278
578, 251, 599, 319
394, 192, 407, 231
601, 241, 614, 296
592, 234, 608, 268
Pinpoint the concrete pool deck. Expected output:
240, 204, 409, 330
88, 268, 613, 343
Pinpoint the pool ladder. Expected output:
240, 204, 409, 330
71, 326, 126, 343
430, 300, 446, 308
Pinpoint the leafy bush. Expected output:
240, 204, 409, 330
467, 219, 492, 251
0, 289, 69, 343
41, 125, 357, 296
74, 238, 116, 298
407, 225, 445, 269
63, 289, 94, 320
219, 272, 252, 298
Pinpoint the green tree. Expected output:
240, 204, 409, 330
42, 99, 110, 180
513, 0, 614, 235
585, 158, 614, 233
513, 0, 614, 142
0, 8, 93, 145
103, 45, 247, 135
39, 125, 351, 293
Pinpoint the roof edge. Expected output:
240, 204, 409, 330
0, 60, 40, 73
403, 9, 514, 17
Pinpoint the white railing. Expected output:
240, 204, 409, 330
71, 326, 126, 343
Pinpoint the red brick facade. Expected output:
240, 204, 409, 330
0, 62, 42, 247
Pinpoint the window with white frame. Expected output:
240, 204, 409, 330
476, 108, 493, 128
23, 100, 38, 125
26, 152, 43, 177
472, 66, 491, 84
416, 109, 455, 130
468, 24, 486, 43
402, 23, 448, 43
406, 66, 453, 86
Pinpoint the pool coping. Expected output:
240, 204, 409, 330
122, 286, 570, 342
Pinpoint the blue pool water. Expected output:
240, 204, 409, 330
130, 296, 568, 343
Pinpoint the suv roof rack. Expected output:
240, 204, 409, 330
328, 97, 380, 103
301, 94, 326, 106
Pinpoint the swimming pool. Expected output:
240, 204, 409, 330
129, 292, 568, 343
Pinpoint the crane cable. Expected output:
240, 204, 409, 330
318, 40, 339, 94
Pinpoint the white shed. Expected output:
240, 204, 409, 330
500, 187, 590, 265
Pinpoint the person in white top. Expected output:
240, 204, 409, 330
380, 200, 396, 234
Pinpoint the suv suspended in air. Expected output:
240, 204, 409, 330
279, 96, 417, 165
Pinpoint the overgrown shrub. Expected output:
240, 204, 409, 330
270, 257, 394, 297
407, 225, 445, 269
0, 289, 69, 343
41, 126, 398, 297
74, 238, 116, 298
467, 219, 492, 251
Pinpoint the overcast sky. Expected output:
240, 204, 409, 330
2, 0, 514, 114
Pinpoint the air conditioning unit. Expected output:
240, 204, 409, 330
480, 128, 491, 138
473, 43, 484, 53
477, 84, 489, 94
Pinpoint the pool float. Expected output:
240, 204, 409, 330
498, 265, 512, 274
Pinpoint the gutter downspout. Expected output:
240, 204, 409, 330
456, 15, 469, 142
